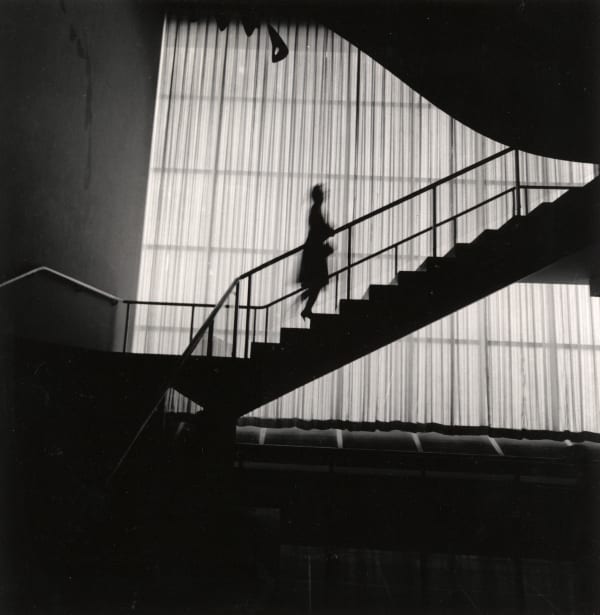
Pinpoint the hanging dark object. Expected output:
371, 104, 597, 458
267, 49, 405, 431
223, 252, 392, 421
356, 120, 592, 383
216, 15, 229, 31
242, 18, 258, 37
267, 24, 288, 62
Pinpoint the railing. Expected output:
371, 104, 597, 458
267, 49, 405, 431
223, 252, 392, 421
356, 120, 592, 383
125, 147, 558, 360
109, 148, 592, 481
0, 266, 120, 303
118, 148, 594, 363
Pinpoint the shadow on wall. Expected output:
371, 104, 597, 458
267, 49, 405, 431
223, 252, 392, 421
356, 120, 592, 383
2, 0, 164, 300
3, 270, 125, 351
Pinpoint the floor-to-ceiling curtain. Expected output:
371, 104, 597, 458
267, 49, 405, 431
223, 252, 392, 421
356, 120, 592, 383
134, 16, 598, 433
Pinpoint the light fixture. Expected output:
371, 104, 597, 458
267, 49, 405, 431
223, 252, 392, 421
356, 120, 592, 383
242, 18, 258, 37
267, 24, 288, 63
216, 15, 229, 31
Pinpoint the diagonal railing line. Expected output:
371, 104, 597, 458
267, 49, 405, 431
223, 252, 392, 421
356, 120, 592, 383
0, 266, 120, 303
238, 147, 514, 280
121, 154, 590, 360
178, 148, 515, 358
130, 147, 522, 362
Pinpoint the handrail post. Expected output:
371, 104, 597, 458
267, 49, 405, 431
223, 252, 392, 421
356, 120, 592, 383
264, 307, 269, 343
244, 276, 252, 358
514, 149, 522, 216
122, 303, 131, 353
207, 320, 214, 357
232, 281, 240, 358
346, 228, 352, 300
189, 305, 195, 344
432, 187, 438, 257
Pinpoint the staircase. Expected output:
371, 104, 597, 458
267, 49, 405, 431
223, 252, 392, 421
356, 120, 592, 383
171, 163, 600, 421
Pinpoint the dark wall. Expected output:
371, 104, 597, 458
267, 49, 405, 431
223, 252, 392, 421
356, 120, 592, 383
2, 0, 164, 300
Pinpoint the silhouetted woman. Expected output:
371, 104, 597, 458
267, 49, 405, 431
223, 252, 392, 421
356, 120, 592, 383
298, 184, 334, 319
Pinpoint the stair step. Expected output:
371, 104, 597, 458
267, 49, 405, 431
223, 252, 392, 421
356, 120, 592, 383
309, 313, 344, 335
459, 234, 516, 267
339, 299, 373, 318
251, 342, 283, 360
416, 256, 458, 274
498, 215, 523, 232
551, 186, 581, 208
368, 284, 428, 306
395, 270, 431, 288
472, 229, 503, 247
364, 287, 423, 319
368, 284, 400, 302
495, 216, 530, 240
526, 201, 557, 218
280, 327, 313, 348
444, 243, 476, 259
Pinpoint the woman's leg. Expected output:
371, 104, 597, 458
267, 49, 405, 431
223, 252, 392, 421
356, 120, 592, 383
301, 286, 320, 318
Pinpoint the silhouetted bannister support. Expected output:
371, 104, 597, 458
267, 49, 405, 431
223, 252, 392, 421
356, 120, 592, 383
432, 187, 438, 258
122, 304, 131, 352
347, 228, 352, 299
232, 282, 240, 358
514, 149, 522, 216
245, 277, 252, 358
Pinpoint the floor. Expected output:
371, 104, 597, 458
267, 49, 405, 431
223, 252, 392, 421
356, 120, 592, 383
265, 546, 587, 615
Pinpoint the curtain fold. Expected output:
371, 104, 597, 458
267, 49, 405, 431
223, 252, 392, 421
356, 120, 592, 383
134, 17, 598, 434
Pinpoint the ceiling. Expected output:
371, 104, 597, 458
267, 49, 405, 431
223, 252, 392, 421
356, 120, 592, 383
171, 0, 600, 162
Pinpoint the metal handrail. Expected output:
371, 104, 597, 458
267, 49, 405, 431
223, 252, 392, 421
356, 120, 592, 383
121, 147, 522, 358
0, 266, 120, 304
183, 150, 514, 355
120, 153, 588, 356
109, 149, 585, 481
238, 147, 514, 280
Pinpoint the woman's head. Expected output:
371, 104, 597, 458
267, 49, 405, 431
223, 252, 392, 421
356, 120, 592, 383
311, 184, 324, 204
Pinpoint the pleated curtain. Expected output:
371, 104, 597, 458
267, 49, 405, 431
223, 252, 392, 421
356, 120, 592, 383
134, 16, 599, 434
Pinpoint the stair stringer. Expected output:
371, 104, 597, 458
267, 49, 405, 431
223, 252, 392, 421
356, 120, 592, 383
174, 178, 600, 420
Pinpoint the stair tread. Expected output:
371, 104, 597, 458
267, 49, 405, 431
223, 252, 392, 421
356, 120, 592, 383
416, 256, 459, 273
444, 243, 474, 258
250, 341, 283, 359
369, 283, 429, 297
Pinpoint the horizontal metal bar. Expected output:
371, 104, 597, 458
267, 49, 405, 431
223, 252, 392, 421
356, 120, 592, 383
124, 299, 265, 311
521, 184, 583, 191
0, 266, 120, 303
123, 299, 216, 308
